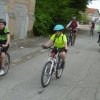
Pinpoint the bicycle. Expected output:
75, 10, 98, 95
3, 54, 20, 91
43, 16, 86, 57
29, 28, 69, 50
41, 46, 64, 88
90, 27, 94, 36
67, 28, 76, 46
0, 45, 10, 76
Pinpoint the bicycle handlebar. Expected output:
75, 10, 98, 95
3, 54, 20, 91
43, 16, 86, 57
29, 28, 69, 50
41, 44, 54, 49
47, 46, 65, 52
41, 45, 67, 53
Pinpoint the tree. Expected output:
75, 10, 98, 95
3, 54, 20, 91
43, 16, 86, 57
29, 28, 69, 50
33, 0, 89, 36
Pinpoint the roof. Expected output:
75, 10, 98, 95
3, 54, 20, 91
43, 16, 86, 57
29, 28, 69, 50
86, 8, 99, 15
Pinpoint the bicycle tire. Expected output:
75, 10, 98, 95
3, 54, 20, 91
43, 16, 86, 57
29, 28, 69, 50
2, 53, 10, 76
68, 35, 72, 46
71, 35, 75, 46
90, 29, 94, 36
55, 57, 63, 79
41, 61, 53, 88
69, 34, 73, 46
92, 30, 94, 36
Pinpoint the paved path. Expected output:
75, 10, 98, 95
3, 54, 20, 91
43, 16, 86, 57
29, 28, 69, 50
9, 36, 48, 66
0, 25, 100, 100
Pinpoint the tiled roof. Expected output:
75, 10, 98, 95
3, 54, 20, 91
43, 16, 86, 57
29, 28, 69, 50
86, 8, 98, 14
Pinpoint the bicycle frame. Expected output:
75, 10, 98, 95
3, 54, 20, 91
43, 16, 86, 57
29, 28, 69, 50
46, 47, 63, 73
47, 53, 59, 75
70, 28, 76, 36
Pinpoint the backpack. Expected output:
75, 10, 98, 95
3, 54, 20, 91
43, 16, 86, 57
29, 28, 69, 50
71, 20, 77, 28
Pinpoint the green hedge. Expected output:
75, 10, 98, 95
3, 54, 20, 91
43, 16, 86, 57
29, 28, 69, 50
33, 0, 88, 36
33, 12, 53, 36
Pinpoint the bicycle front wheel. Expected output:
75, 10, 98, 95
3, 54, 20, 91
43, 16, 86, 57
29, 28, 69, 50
55, 57, 63, 79
3, 53, 10, 76
41, 61, 53, 88
71, 35, 76, 46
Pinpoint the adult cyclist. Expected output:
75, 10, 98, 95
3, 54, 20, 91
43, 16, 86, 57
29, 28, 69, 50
0, 19, 10, 75
89, 20, 95, 36
66, 16, 80, 41
42, 24, 68, 68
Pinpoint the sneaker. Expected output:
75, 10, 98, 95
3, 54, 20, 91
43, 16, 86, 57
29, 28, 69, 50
0, 67, 5, 75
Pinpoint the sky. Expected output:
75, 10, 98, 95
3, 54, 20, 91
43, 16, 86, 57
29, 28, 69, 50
88, 0, 100, 12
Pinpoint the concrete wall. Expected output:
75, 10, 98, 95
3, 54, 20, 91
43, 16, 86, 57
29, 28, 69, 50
0, 1, 9, 26
0, 0, 36, 39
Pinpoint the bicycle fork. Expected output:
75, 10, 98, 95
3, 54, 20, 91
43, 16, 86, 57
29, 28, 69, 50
47, 58, 54, 75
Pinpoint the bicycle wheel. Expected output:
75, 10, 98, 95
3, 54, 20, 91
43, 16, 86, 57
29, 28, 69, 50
41, 61, 53, 88
3, 53, 10, 76
92, 29, 94, 36
67, 35, 71, 46
90, 29, 93, 36
71, 35, 75, 46
55, 57, 63, 79
67, 34, 70, 46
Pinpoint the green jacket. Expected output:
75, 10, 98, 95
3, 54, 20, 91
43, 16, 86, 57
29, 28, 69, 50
0, 27, 9, 41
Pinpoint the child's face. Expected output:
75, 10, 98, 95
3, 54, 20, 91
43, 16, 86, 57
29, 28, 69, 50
55, 31, 61, 36
0, 23, 5, 29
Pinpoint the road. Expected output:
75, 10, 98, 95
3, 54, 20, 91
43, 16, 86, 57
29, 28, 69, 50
0, 26, 100, 100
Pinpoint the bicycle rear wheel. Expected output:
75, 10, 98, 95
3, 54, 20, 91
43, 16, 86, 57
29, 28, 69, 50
3, 53, 10, 76
55, 57, 63, 79
41, 61, 53, 88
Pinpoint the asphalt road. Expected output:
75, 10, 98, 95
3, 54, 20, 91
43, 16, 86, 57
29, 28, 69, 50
0, 26, 100, 100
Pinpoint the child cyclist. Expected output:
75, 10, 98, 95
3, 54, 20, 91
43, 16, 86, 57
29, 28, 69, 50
0, 19, 10, 75
42, 24, 68, 68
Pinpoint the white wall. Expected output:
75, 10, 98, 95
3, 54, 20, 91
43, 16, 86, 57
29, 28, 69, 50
14, 3, 29, 39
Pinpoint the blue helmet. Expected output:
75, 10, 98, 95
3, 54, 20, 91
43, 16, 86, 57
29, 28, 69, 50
53, 24, 64, 31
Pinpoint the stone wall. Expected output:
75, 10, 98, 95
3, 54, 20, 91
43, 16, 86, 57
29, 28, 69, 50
0, 0, 36, 39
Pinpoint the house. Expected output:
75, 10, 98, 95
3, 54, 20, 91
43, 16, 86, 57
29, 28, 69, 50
0, 0, 36, 39
86, 8, 100, 22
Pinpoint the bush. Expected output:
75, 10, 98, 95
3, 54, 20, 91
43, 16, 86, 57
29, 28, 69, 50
33, 0, 88, 36
81, 14, 90, 24
33, 12, 53, 36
